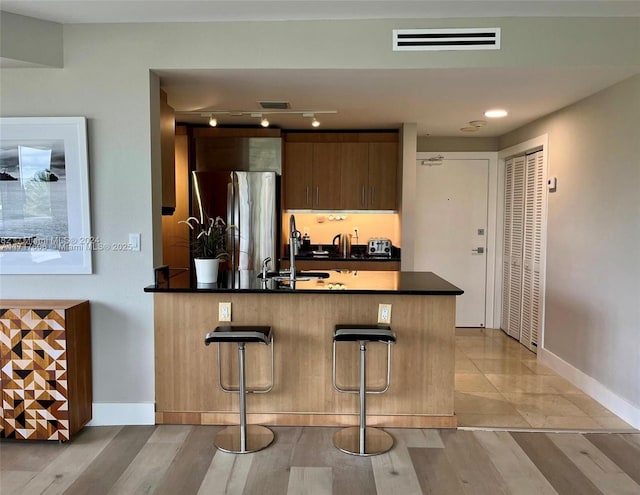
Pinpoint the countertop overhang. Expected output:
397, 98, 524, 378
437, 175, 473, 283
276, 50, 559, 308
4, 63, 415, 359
145, 270, 463, 295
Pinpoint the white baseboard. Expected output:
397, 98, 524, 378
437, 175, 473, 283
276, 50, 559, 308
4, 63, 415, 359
538, 348, 640, 429
87, 402, 155, 426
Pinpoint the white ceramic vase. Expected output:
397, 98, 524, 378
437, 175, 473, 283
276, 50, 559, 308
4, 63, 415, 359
194, 258, 220, 284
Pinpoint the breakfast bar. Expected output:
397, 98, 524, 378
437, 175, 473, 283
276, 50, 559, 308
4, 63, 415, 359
145, 271, 462, 428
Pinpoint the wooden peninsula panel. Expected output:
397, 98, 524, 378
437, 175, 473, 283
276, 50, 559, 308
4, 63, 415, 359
154, 292, 456, 428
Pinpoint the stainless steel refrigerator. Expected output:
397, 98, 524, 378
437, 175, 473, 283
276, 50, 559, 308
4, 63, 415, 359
192, 170, 279, 276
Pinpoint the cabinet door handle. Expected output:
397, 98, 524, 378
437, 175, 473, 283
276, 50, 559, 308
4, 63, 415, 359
315, 186, 319, 206
361, 186, 366, 207
370, 186, 375, 207
305, 186, 310, 206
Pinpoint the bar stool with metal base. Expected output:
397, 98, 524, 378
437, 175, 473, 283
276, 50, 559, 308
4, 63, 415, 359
332, 324, 397, 456
204, 325, 275, 453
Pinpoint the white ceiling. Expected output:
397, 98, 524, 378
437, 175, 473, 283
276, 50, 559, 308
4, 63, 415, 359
3, 1, 639, 136
3, 1, 639, 24
157, 67, 638, 136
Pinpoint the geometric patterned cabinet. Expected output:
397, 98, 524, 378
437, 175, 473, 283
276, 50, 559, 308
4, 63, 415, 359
0, 300, 91, 441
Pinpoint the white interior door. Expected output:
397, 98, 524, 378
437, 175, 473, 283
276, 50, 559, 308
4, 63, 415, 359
415, 158, 489, 327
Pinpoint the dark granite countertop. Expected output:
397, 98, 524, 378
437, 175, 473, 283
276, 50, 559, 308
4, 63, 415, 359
283, 244, 401, 263
145, 270, 463, 295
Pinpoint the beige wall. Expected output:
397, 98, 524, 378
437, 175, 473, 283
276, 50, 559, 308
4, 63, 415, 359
1, 14, 638, 422
500, 75, 640, 408
417, 136, 499, 152
0, 12, 62, 67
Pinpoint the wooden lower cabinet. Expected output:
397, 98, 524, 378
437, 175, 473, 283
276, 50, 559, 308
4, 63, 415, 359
0, 300, 92, 441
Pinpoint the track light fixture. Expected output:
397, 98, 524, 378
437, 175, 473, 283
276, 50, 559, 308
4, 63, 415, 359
192, 109, 337, 128
303, 112, 321, 128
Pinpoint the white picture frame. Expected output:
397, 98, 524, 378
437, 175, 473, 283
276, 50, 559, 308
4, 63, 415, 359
0, 117, 92, 274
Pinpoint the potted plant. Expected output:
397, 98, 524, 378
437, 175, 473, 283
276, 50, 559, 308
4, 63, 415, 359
179, 215, 229, 284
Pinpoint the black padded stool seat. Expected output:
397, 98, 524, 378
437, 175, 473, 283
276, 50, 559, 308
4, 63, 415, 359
204, 325, 274, 454
334, 324, 396, 343
205, 325, 272, 345
333, 323, 396, 456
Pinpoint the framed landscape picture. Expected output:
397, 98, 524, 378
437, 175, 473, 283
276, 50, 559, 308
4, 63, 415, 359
0, 117, 92, 274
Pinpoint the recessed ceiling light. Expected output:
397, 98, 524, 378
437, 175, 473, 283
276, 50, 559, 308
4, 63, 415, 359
484, 109, 508, 118
460, 126, 480, 132
208, 116, 217, 127
260, 117, 270, 127
469, 120, 487, 127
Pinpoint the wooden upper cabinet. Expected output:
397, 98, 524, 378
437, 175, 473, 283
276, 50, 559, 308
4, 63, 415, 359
312, 143, 342, 209
368, 142, 398, 210
283, 132, 398, 210
340, 143, 369, 209
160, 90, 176, 215
192, 128, 281, 172
284, 142, 313, 208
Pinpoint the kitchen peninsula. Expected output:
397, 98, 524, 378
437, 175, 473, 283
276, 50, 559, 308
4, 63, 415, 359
145, 271, 463, 428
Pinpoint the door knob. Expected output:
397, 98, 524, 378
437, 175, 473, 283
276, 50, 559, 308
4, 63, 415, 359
471, 247, 485, 254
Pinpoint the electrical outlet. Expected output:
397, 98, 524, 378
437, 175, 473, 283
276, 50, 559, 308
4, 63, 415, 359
219, 302, 232, 322
378, 304, 392, 324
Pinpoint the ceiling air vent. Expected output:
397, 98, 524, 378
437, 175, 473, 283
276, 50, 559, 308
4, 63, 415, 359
259, 101, 290, 110
393, 28, 500, 51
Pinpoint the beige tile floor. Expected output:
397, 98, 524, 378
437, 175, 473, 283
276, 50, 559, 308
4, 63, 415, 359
455, 328, 637, 431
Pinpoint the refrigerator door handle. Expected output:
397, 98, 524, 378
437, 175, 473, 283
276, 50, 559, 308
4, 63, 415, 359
227, 172, 238, 273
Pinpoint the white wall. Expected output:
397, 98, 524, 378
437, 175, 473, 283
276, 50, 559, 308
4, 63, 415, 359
1, 16, 638, 424
400, 123, 417, 269
500, 75, 640, 424
417, 136, 499, 152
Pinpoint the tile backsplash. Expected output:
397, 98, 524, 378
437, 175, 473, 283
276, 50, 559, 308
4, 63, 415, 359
282, 212, 400, 247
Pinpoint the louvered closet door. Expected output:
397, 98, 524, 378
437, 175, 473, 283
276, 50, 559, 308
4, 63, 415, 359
502, 158, 515, 338
508, 156, 526, 339
520, 151, 544, 351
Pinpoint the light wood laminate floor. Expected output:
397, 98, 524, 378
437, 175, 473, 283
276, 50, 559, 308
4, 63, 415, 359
2, 328, 637, 494
455, 328, 636, 431
2, 425, 640, 494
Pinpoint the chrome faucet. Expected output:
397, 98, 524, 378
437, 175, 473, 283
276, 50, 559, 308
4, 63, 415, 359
262, 257, 271, 279
289, 214, 300, 285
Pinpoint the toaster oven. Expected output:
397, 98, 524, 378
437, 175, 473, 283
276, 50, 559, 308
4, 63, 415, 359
368, 238, 392, 257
